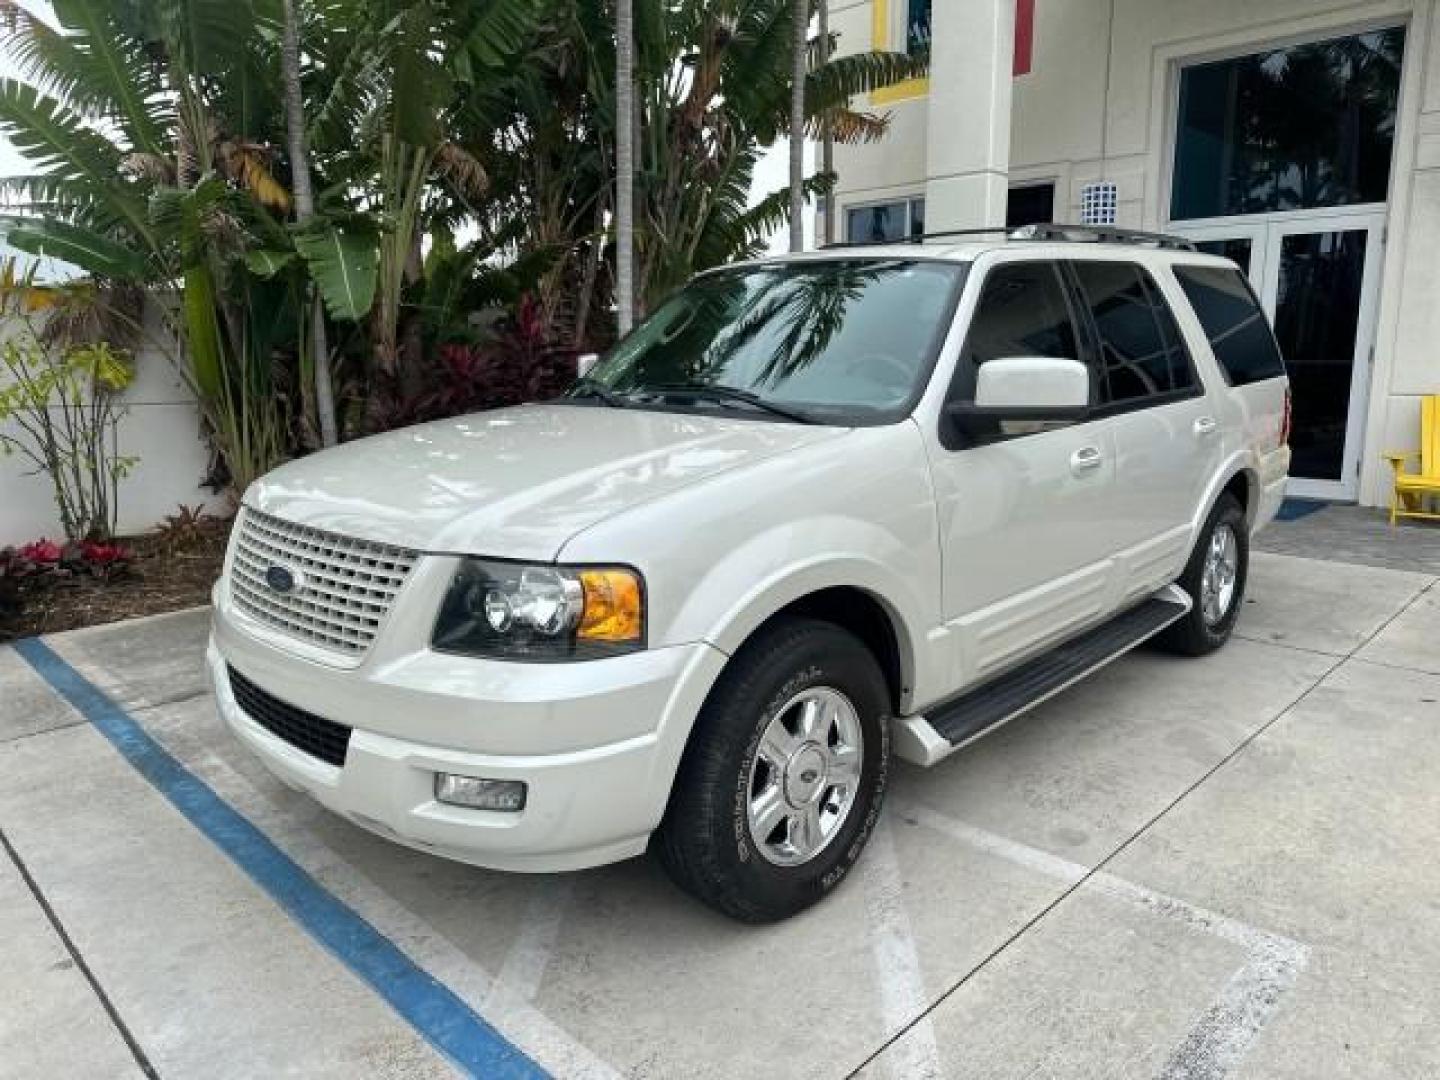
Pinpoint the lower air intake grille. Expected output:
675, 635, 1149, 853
228, 665, 352, 768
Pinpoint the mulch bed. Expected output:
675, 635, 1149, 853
0, 517, 232, 643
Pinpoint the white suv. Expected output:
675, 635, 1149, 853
209, 227, 1290, 922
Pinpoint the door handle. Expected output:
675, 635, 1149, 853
1193, 416, 1219, 437
1070, 446, 1104, 476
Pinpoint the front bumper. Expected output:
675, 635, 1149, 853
209, 609, 727, 872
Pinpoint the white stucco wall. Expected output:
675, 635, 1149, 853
0, 303, 225, 546
831, 0, 1440, 508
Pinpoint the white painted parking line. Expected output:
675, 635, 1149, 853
486, 877, 577, 1015
859, 817, 943, 1079
901, 803, 1309, 1080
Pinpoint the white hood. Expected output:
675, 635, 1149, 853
245, 402, 847, 559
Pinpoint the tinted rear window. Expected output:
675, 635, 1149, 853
1173, 265, 1286, 386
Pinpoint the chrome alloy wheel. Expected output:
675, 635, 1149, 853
746, 687, 865, 867
1200, 522, 1240, 626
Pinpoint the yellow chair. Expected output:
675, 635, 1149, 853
1386, 395, 1440, 524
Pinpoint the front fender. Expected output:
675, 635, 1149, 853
664, 519, 945, 712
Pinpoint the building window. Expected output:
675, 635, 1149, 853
1172, 27, 1406, 221
846, 198, 926, 243
1006, 183, 1055, 228
904, 0, 932, 56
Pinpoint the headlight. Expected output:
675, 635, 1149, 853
432, 559, 645, 661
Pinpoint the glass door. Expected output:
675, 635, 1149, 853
1170, 212, 1383, 501
1262, 215, 1383, 500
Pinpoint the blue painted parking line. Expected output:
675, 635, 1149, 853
12, 636, 547, 1080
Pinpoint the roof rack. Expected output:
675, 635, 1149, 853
1008, 223, 1197, 251
821, 222, 1196, 252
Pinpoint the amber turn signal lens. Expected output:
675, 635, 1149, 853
577, 569, 643, 643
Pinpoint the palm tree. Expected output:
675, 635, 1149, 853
817, 0, 833, 246
0, 0, 298, 492
280, 0, 337, 447
616, 0, 636, 334
789, 0, 807, 253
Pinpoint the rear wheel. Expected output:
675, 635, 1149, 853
1157, 493, 1248, 656
655, 618, 890, 922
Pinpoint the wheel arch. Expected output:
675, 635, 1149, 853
1194, 458, 1261, 545
740, 586, 912, 716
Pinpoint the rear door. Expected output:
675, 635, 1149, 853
1067, 259, 1222, 604
929, 258, 1126, 685
1170, 262, 1290, 516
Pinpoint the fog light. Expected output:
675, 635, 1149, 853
435, 774, 528, 812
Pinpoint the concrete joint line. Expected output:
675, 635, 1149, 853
0, 827, 160, 1080
0, 716, 89, 746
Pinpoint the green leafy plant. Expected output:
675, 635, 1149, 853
0, 337, 139, 540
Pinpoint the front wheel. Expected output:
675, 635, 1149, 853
1157, 493, 1249, 656
655, 618, 890, 922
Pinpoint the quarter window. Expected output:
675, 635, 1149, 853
1173, 265, 1286, 385
963, 262, 1079, 378
1072, 262, 1196, 405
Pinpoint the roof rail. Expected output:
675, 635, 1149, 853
1008, 223, 1197, 251
820, 226, 1007, 250
820, 222, 1197, 252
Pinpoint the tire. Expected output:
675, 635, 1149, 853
1157, 493, 1248, 657
655, 618, 890, 922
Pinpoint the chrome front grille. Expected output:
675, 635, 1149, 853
230, 508, 420, 659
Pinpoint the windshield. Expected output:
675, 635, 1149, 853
575, 259, 966, 424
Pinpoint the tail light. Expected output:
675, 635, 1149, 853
1280, 387, 1293, 447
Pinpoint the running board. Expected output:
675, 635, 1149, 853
893, 585, 1191, 767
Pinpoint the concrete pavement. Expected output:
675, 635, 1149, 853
3, 549, 1439, 1078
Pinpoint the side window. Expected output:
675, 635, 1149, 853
1072, 261, 1195, 405
1144, 275, 1199, 394
1173, 265, 1287, 386
962, 262, 1080, 386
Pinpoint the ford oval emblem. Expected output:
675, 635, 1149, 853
265, 564, 298, 594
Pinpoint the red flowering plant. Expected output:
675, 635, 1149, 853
17, 538, 62, 565
369, 295, 580, 432
0, 537, 133, 614
72, 541, 133, 579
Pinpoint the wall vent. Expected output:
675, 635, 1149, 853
1080, 182, 1119, 226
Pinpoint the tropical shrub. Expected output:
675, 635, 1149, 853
371, 295, 578, 429
0, 0, 926, 497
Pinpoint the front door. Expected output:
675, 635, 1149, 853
1173, 212, 1384, 500
930, 258, 1125, 686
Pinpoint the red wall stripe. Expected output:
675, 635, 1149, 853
1014, 0, 1036, 76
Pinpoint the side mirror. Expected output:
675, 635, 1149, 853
576, 352, 600, 378
946, 356, 1090, 440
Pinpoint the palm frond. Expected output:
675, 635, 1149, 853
433, 141, 488, 199
38, 0, 169, 152
805, 50, 929, 114
815, 107, 889, 145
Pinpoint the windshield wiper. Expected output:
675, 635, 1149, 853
569, 377, 629, 409
642, 383, 820, 425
